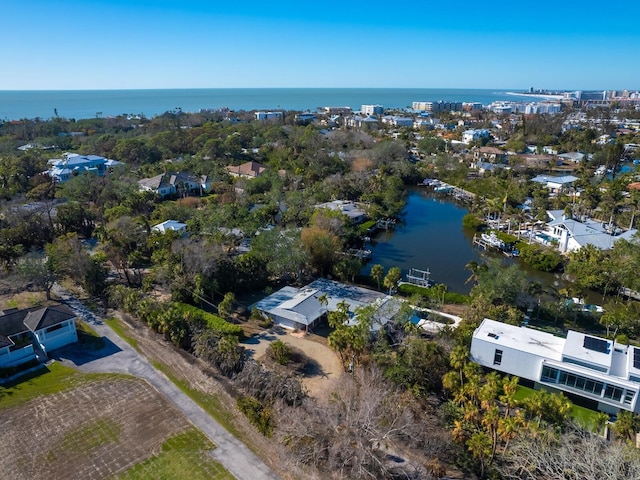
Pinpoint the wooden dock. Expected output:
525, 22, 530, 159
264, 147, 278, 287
420, 179, 475, 203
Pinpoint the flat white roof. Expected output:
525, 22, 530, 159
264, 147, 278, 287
474, 319, 564, 361
562, 330, 612, 370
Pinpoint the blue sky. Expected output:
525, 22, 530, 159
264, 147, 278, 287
1, 0, 638, 90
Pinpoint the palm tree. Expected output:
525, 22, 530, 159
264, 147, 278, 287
499, 376, 520, 418
449, 345, 469, 388
498, 415, 523, 454
527, 281, 543, 320
467, 431, 492, 478
370, 264, 384, 291
465, 260, 487, 286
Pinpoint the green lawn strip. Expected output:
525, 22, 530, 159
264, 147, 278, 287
115, 427, 233, 480
514, 384, 603, 428
151, 360, 257, 451
0, 362, 126, 411
104, 317, 140, 351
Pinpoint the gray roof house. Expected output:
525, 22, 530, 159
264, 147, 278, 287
0, 304, 78, 368
314, 200, 368, 224
531, 175, 579, 194
138, 172, 210, 198
254, 278, 402, 332
537, 210, 638, 253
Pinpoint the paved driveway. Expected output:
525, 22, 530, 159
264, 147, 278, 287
52, 285, 279, 480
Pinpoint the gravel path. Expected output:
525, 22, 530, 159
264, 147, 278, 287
242, 329, 344, 400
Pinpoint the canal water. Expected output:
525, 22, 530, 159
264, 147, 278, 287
362, 188, 567, 296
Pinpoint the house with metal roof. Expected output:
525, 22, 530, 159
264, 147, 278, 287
152, 220, 188, 234
530, 174, 578, 194
314, 200, 367, 224
536, 210, 637, 253
0, 304, 78, 368
471, 318, 640, 414
46, 153, 123, 183
254, 278, 402, 332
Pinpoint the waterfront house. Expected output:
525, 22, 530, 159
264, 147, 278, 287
472, 146, 506, 164
46, 153, 123, 183
536, 210, 637, 253
226, 161, 267, 179
471, 318, 640, 415
0, 305, 78, 368
314, 200, 367, 224
138, 171, 210, 198
255, 278, 401, 332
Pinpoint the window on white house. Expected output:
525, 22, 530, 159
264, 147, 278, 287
493, 349, 503, 365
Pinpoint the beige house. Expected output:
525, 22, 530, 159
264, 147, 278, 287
226, 161, 267, 179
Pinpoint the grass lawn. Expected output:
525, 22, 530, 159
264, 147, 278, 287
514, 384, 603, 429
115, 428, 233, 480
104, 317, 140, 350
0, 362, 117, 411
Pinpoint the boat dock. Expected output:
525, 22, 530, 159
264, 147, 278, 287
404, 268, 433, 287
376, 218, 396, 230
420, 179, 476, 203
473, 233, 519, 257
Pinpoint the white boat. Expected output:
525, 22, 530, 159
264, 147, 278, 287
481, 231, 505, 248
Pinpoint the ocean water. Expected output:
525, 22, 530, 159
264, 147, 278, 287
0, 88, 536, 121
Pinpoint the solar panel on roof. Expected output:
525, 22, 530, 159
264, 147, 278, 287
634, 348, 640, 370
583, 336, 609, 354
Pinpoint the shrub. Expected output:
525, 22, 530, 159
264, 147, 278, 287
397, 283, 470, 304
237, 396, 275, 437
462, 214, 485, 231
517, 243, 563, 272
174, 302, 244, 339
268, 339, 291, 365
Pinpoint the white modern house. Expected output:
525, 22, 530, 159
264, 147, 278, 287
534, 210, 638, 253
46, 153, 123, 183
471, 318, 640, 414
0, 305, 78, 368
254, 278, 402, 332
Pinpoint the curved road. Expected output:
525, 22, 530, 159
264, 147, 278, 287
52, 285, 279, 480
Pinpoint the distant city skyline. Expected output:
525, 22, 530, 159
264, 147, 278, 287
2, 0, 638, 91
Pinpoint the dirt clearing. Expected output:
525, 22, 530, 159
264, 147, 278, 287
0, 377, 208, 480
